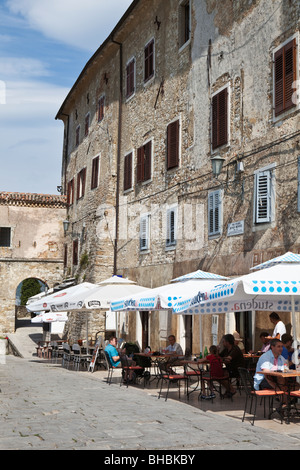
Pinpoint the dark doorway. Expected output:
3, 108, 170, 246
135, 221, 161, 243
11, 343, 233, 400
184, 315, 193, 354
235, 311, 253, 352
141, 311, 149, 350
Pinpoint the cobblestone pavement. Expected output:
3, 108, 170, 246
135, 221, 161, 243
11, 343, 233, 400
1, 356, 300, 453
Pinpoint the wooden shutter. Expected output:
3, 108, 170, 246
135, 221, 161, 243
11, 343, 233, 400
140, 215, 150, 250
212, 88, 228, 150
144, 40, 154, 82
167, 120, 179, 169
73, 240, 78, 265
124, 153, 132, 191
98, 96, 105, 121
274, 38, 297, 117
137, 147, 143, 183
91, 157, 99, 189
208, 190, 221, 236
144, 141, 152, 181
255, 170, 271, 223
126, 60, 135, 98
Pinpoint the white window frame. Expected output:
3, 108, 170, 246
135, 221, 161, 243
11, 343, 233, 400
166, 205, 177, 249
178, 0, 191, 52
208, 189, 222, 237
125, 57, 136, 101
140, 214, 150, 252
253, 164, 276, 225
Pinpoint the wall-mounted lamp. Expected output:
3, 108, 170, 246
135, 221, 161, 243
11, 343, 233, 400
63, 219, 70, 234
211, 155, 225, 178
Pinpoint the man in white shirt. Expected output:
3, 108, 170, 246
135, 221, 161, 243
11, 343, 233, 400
165, 335, 183, 355
268, 312, 286, 340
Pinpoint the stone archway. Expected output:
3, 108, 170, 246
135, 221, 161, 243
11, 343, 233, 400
15, 277, 48, 321
0, 260, 64, 335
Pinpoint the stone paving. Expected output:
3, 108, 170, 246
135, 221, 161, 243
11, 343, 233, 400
1, 355, 300, 452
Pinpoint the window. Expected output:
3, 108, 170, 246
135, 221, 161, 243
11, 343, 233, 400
274, 37, 297, 118
126, 58, 135, 99
0, 227, 11, 247
124, 152, 133, 191
67, 179, 74, 205
179, 0, 190, 48
91, 156, 99, 190
166, 207, 177, 247
144, 39, 154, 83
98, 95, 105, 122
212, 87, 228, 150
254, 169, 273, 224
77, 168, 86, 200
137, 141, 152, 183
84, 113, 90, 137
73, 239, 78, 266
75, 125, 80, 147
167, 119, 180, 170
208, 190, 222, 236
140, 214, 150, 251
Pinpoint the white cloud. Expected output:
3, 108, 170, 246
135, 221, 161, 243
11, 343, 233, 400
6, 0, 133, 52
0, 57, 50, 80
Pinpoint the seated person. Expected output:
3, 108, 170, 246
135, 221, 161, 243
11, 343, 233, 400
281, 333, 294, 368
105, 335, 123, 367
165, 335, 183, 355
253, 338, 299, 398
219, 334, 245, 392
198, 345, 233, 398
259, 331, 271, 353
233, 331, 245, 354
105, 335, 135, 382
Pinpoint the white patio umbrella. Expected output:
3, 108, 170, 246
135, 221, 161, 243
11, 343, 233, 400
31, 311, 69, 323
110, 270, 228, 353
26, 282, 97, 313
110, 270, 227, 311
47, 276, 149, 312
173, 252, 300, 365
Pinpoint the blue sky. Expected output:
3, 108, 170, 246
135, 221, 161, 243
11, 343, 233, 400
0, 0, 132, 194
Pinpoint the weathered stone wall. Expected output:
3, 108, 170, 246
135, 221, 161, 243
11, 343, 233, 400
0, 193, 66, 334
57, 0, 300, 352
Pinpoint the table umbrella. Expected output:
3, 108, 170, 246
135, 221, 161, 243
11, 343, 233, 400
26, 282, 97, 313
173, 252, 300, 366
31, 311, 69, 323
110, 270, 228, 353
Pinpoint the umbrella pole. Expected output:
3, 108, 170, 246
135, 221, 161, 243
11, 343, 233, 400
291, 296, 299, 377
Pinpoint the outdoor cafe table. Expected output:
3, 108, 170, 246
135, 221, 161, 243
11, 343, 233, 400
135, 353, 184, 381
258, 369, 300, 424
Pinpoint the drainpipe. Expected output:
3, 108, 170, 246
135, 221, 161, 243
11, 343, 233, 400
111, 38, 123, 276
57, 113, 70, 195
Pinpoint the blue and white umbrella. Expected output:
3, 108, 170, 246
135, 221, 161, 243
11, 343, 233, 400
173, 252, 300, 365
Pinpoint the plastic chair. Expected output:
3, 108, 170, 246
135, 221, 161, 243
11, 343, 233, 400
157, 359, 188, 401
238, 367, 285, 425
120, 355, 144, 387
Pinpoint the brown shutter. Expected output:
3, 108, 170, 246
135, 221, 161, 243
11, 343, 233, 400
212, 88, 228, 149
144, 141, 152, 181
284, 39, 296, 111
167, 120, 179, 169
124, 153, 132, 190
274, 47, 284, 116
137, 147, 143, 182
91, 157, 99, 189
275, 39, 296, 117
76, 173, 80, 200
82, 168, 86, 197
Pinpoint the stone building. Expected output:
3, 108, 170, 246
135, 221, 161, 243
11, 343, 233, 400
0, 192, 67, 335
57, 0, 300, 352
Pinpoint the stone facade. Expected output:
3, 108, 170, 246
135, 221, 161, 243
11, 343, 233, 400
0, 192, 67, 334
57, 0, 300, 352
